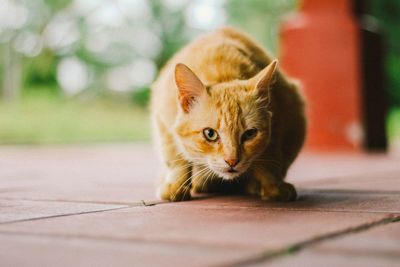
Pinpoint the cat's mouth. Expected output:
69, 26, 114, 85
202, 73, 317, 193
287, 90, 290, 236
213, 167, 242, 180
227, 168, 238, 173
207, 161, 248, 180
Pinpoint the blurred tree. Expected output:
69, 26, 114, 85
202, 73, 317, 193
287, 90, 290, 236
226, 0, 297, 54
24, 49, 57, 89
150, 0, 187, 69
0, 0, 53, 99
2, 43, 22, 100
0, 0, 299, 105
367, 0, 400, 107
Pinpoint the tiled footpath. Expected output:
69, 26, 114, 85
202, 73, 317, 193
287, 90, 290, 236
0, 144, 399, 267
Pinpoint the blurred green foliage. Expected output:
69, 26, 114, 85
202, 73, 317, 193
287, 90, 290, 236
367, 0, 400, 106
24, 49, 58, 87
0, 90, 149, 144
388, 108, 400, 143
131, 87, 151, 108
226, 0, 297, 53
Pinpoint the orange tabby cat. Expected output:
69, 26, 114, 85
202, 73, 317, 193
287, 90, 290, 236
151, 27, 306, 201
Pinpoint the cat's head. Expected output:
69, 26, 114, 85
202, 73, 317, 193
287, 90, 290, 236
174, 60, 277, 179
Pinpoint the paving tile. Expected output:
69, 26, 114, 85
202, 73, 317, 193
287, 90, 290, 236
288, 189, 400, 213
0, 204, 391, 250
0, 233, 255, 267
255, 249, 398, 267
264, 221, 400, 267
1, 145, 399, 266
0, 144, 157, 203
182, 184, 400, 214
314, 221, 400, 257
286, 152, 400, 183
296, 170, 400, 192
0, 199, 128, 223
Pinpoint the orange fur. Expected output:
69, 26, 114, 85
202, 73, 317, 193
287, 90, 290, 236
151, 27, 306, 201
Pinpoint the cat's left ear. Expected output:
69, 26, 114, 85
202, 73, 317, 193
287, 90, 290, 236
175, 63, 206, 113
249, 59, 278, 98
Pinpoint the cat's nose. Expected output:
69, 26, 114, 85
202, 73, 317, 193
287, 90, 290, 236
224, 158, 239, 168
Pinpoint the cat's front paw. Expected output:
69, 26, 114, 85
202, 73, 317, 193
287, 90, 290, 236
260, 182, 297, 202
157, 182, 191, 201
245, 178, 261, 196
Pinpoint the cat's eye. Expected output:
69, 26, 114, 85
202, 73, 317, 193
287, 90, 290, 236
203, 128, 219, 142
241, 128, 258, 143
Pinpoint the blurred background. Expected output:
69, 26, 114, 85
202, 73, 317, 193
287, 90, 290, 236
0, 0, 399, 151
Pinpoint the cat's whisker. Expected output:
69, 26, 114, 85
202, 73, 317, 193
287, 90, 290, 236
171, 164, 211, 200
193, 166, 210, 179
171, 165, 193, 180
176, 180, 191, 200
195, 167, 212, 182
172, 174, 192, 200
165, 159, 186, 166
181, 179, 192, 200
200, 169, 214, 193
185, 165, 210, 198
163, 156, 207, 172
203, 170, 214, 192
162, 164, 189, 175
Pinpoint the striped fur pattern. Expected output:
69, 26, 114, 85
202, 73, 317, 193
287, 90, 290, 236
151, 27, 306, 201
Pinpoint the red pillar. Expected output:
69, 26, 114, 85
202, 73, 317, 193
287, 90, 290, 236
280, 0, 362, 151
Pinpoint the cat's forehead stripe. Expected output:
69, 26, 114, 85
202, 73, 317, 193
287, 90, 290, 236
219, 96, 243, 133
216, 117, 221, 129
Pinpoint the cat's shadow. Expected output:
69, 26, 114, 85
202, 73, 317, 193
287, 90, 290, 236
186, 188, 398, 210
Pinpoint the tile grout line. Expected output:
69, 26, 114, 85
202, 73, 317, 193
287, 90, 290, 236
0, 230, 249, 250
0, 196, 149, 206
0, 197, 162, 225
0, 205, 133, 225
0, 197, 170, 225
212, 214, 400, 267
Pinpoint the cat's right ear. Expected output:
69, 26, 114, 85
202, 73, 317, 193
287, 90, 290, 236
175, 63, 205, 113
